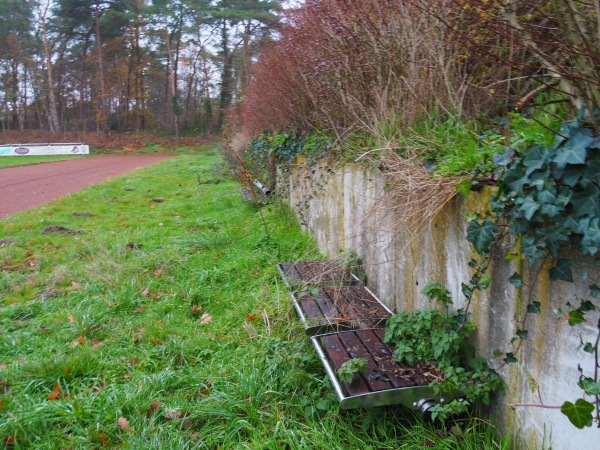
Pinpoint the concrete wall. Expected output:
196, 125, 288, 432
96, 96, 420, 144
284, 161, 600, 449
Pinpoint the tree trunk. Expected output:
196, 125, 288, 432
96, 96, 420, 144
94, 0, 107, 133
41, 1, 60, 133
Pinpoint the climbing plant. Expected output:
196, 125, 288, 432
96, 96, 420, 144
384, 287, 504, 422
466, 113, 600, 428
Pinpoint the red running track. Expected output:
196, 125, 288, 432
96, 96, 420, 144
0, 155, 172, 218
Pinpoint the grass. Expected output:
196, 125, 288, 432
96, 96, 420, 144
0, 145, 506, 448
0, 155, 85, 168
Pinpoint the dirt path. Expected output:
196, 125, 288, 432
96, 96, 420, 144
0, 155, 172, 218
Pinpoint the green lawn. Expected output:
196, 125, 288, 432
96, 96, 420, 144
0, 146, 505, 448
0, 155, 85, 168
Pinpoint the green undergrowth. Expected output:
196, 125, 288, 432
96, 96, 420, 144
0, 155, 85, 168
0, 146, 505, 448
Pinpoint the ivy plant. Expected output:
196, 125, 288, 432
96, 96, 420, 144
384, 284, 504, 421
466, 114, 600, 428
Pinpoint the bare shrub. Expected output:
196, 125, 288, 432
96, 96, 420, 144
241, 0, 508, 136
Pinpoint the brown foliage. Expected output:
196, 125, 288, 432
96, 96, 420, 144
240, 0, 600, 137
240, 0, 513, 136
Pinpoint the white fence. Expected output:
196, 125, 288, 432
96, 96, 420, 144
0, 143, 89, 156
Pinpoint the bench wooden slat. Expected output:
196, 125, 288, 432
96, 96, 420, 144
336, 330, 394, 392
321, 333, 371, 396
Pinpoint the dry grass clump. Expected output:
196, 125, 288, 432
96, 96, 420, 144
364, 150, 463, 248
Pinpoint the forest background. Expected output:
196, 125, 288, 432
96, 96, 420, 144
0, 0, 283, 144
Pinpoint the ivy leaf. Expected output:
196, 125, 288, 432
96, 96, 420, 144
583, 342, 594, 353
578, 378, 600, 396
571, 185, 600, 216
503, 166, 528, 194
527, 301, 541, 314
509, 272, 522, 288
579, 301, 595, 313
520, 236, 546, 263
492, 349, 504, 358
516, 329, 528, 340
549, 258, 574, 282
517, 196, 540, 221
561, 399, 594, 429
582, 217, 600, 256
467, 218, 499, 255
553, 127, 592, 169
560, 165, 585, 187
523, 145, 547, 176
568, 309, 586, 326
503, 353, 518, 364
589, 284, 600, 298
492, 148, 513, 166
544, 226, 571, 256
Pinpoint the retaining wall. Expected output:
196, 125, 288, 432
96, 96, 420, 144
283, 160, 600, 449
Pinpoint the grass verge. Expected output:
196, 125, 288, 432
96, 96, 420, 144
0, 145, 505, 448
0, 155, 85, 168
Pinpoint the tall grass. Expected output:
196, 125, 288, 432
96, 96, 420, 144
0, 146, 505, 448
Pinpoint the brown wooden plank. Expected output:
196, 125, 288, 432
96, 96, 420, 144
355, 329, 424, 388
298, 294, 325, 326
280, 262, 302, 285
336, 287, 391, 320
321, 334, 370, 396
315, 289, 345, 325
336, 331, 394, 392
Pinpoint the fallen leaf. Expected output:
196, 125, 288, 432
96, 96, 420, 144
68, 316, 75, 323
182, 419, 194, 430
200, 314, 212, 326
126, 358, 141, 365
191, 305, 202, 315
150, 337, 163, 346
3, 435, 19, 447
91, 340, 104, 348
48, 382, 62, 400
133, 306, 147, 313
0, 363, 9, 370
123, 373, 131, 379
154, 269, 163, 278
149, 204, 155, 209
118, 417, 133, 431
70, 336, 85, 348
199, 389, 210, 397
146, 401, 162, 417
63, 367, 71, 376
246, 315, 257, 322
70, 281, 80, 289
141, 288, 150, 296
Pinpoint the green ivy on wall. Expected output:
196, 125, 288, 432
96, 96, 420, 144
466, 113, 600, 429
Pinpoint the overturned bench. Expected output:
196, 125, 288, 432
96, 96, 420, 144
277, 259, 463, 415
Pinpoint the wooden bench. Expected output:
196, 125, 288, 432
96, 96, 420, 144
311, 329, 460, 410
277, 259, 464, 413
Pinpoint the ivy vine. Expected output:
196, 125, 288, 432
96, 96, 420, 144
466, 114, 600, 428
